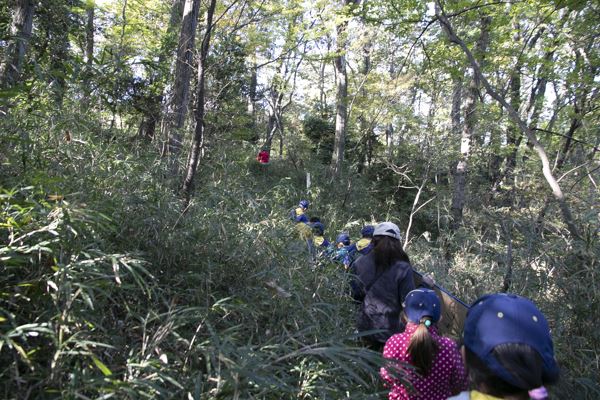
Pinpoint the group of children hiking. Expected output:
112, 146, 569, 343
290, 200, 374, 267
291, 200, 559, 400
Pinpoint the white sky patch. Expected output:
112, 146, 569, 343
426, 2, 436, 17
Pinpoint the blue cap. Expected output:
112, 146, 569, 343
404, 289, 441, 324
299, 200, 309, 209
311, 221, 325, 235
360, 225, 375, 238
464, 293, 559, 389
336, 232, 350, 246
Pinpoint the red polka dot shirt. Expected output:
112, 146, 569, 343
380, 323, 468, 400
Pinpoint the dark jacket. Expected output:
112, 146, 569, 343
350, 252, 416, 344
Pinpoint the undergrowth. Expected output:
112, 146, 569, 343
1, 112, 599, 399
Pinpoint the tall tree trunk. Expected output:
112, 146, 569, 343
554, 48, 590, 172
162, 0, 200, 156
138, 0, 184, 140
535, 48, 592, 233
49, 6, 71, 109
443, 76, 461, 186
450, 76, 462, 137
265, 106, 278, 150
385, 53, 397, 157
330, 0, 360, 179
82, 3, 94, 107
0, 0, 35, 90
182, 0, 217, 203
449, 15, 490, 231
109, 0, 128, 129
318, 38, 331, 118
330, 37, 348, 178
526, 47, 557, 130
437, 3, 581, 240
385, 123, 393, 154
319, 57, 327, 117
357, 33, 371, 173
247, 53, 257, 118
503, 22, 547, 182
505, 63, 522, 179
263, 24, 305, 159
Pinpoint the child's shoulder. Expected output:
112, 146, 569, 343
384, 331, 411, 345
437, 335, 461, 350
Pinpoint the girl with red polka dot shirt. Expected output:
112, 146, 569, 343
380, 289, 467, 400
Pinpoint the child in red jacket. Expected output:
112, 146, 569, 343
256, 149, 270, 164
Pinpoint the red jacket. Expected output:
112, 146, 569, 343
257, 150, 270, 164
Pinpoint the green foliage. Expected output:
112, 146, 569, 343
0, 119, 399, 398
302, 114, 335, 163
0, 186, 159, 398
1, 0, 599, 398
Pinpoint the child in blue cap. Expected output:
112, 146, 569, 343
448, 293, 560, 400
347, 225, 375, 258
329, 232, 356, 268
291, 200, 310, 223
309, 218, 330, 250
380, 288, 467, 400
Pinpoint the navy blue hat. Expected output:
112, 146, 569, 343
299, 200, 309, 209
336, 232, 350, 246
360, 225, 375, 238
404, 289, 441, 324
464, 293, 559, 389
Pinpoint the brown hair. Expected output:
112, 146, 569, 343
407, 317, 439, 376
465, 344, 557, 398
372, 235, 410, 271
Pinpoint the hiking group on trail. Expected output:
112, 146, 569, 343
290, 200, 375, 268
289, 200, 560, 400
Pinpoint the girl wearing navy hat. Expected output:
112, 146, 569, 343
447, 293, 559, 400
380, 289, 467, 400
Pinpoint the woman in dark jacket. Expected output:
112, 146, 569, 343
350, 222, 416, 347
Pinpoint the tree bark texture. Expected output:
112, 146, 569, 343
536, 48, 592, 232
49, 5, 71, 108
319, 54, 327, 117
357, 35, 371, 172
329, 0, 360, 179
502, 20, 547, 177
247, 55, 257, 118
138, 0, 184, 140
436, 3, 581, 240
385, 53, 396, 157
330, 43, 348, 179
182, 0, 217, 203
450, 77, 462, 137
449, 15, 490, 231
505, 61, 522, 181
81, 3, 94, 106
0, 0, 35, 90
163, 0, 200, 156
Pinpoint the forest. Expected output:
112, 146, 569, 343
0, 0, 598, 398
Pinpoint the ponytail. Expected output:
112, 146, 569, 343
407, 317, 439, 376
